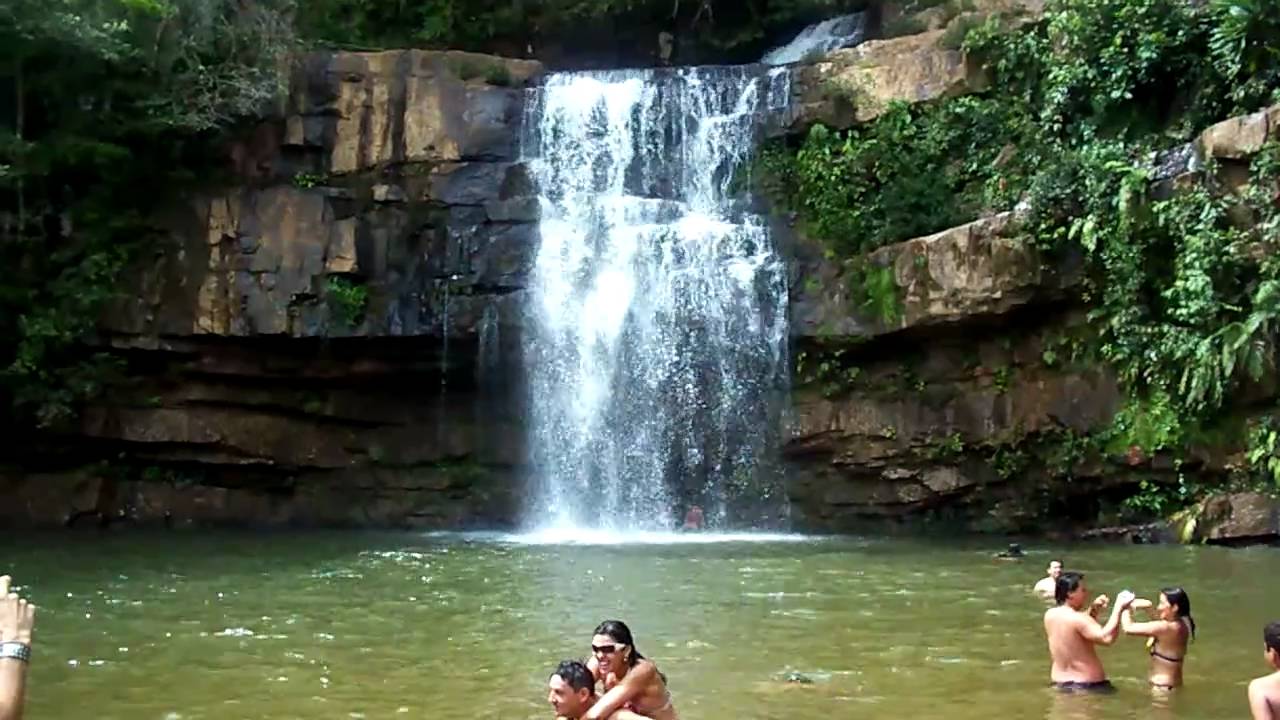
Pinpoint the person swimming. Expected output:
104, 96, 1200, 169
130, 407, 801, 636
995, 543, 1026, 560
1121, 587, 1196, 689
583, 620, 678, 720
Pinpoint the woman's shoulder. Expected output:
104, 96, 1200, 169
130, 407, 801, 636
633, 659, 662, 679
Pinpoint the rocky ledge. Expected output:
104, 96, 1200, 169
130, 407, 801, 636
2, 50, 545, 530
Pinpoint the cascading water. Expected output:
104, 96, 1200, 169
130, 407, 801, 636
522, 66, 791, 534
761, 12, 867, 66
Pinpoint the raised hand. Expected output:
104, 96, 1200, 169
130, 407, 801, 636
0, 577, 35, 646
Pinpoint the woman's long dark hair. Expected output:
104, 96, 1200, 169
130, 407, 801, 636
1161, 587, 1196, 640
594, 620, 645, 666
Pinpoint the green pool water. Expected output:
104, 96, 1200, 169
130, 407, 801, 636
4, 531, 1276, 720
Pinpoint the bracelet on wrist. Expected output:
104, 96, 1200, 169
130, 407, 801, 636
0, 642, 31, 663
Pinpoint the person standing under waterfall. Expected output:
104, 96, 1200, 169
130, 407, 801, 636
1034, 560, 1064, 599
548, 660, 651, 720
1248, 622, 1280, 720
1043, 571, 1134, 692
584, 620, 678, 720
1121, 587, 1195, 690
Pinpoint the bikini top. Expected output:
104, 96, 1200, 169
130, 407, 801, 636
1146, 618, 1192, 663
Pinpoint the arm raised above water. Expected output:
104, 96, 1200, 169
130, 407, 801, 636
1079, 591, 1133, 646
1120, 609, 1177, 638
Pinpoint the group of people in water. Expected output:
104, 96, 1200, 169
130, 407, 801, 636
5, 564, 1280, 719
1031, 558, 1280, 718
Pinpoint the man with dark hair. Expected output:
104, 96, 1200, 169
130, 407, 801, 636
1034, 559, 1063, 599
1043, 571, 1134, 692
1248, 622, 1280, 719
548, 660, 650, 720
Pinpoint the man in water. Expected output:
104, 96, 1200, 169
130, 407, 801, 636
680, 506, 704, 532
1248, 622, 1280, 719
548, 660, 650, 720
1034, 559, 1063, 599
1043, 571, 1134, 692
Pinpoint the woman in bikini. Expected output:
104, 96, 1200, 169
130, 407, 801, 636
1121, 586, 1196, 689
582, 620, 678, 720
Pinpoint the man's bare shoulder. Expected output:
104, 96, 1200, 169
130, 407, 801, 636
1251, 672, 1280, 694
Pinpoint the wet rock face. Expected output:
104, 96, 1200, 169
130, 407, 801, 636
1172, 492, 1280, 546
782, 318, 1128, 532
107, 50, 545, 343
5, 50, 549, 530
789, 211, 1079, 341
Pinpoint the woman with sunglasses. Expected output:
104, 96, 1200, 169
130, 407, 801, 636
583, 620, 678, 720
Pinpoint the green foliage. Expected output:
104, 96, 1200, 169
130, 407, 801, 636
326, 277, 369, 330
992, 366, 1012, 394
294, 0, 866, 58
0, 0, 296, 427
292, 172, 326, 189
925, 432, 966, 461
764, 0, 1280, 516
794, 345, 864, 398
1247, 414, 1280, 488
991, 444, 1028, 480
760, 97, 1030, 255
1121, 476, 1198, 517
847, 261, 901, 324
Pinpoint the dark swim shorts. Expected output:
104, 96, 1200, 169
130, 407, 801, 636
1051, 680, 1116, 694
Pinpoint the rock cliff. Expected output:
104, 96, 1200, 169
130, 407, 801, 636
3, 50, 544, 529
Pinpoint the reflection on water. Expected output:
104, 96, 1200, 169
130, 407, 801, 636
3, 532, 1276, 720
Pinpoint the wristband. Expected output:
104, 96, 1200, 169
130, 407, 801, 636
0, 642, 30, 663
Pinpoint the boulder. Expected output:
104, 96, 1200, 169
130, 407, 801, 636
1173, 492, 1280, 545
787, 30, 982, 131
791, 212, 1072, 339
784, 0, 1043, 133
1196, 104, 1280, 161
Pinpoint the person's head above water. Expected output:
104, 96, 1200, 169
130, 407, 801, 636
548, 660, 595, 718
1055, 571, 1087, 608
1264, 622, 1280, 669
592, 619, 646, 676
1047, 560, 1063, 579
994, 543, 1025, 559
1158, 586, 1196, 639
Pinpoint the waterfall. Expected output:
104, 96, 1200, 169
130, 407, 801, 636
761, 13, 867, 66
522, 66, 790, 534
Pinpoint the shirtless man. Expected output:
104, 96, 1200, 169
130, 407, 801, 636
1043, 571, 1134, 692
1248, 622, 1280, 720
1034, 560, 1063, 599
548, 660, 649, 720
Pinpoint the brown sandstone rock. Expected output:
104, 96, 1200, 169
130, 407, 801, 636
1175, 492, 1280, 545
791, 212, 1070, 340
